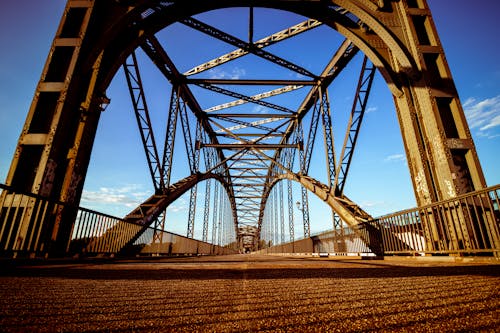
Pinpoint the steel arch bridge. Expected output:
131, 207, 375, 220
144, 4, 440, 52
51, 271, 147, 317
0, 0, 496, 257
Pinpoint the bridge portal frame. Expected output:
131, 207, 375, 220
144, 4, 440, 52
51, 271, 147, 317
1, 0, 488, 256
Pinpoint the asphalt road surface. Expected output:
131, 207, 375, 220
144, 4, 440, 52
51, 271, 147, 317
0, 254, 499, 332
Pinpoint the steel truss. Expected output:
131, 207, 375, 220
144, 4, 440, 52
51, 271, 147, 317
2, 0, 488, 257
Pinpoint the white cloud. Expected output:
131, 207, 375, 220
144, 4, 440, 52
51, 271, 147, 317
252, 105, 267, 114
361, 201, 385, 208
208, 67, 246, 79
81, 184, 150, 209
80, 183, 194, 218
168, 198, 187, 213
384, 153, 406, 162
366, 106, 377, 113
463, 95, 500, 137
479, 114, 500, 131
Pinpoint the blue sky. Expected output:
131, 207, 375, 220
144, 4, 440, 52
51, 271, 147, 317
0, 1, 499, 240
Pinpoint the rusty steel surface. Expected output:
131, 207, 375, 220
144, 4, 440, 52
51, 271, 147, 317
0, 0, 495, 257
0, 255, 499, 332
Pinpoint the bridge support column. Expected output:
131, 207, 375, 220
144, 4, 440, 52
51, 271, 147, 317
385, 0, 487, 251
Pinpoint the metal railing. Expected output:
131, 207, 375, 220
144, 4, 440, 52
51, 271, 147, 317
377, 184, 500, 255
0, 183, 237, 257
1, 183, 499, 257
260, 184, 500, 257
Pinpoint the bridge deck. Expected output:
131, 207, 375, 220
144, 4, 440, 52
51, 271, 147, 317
1, 255, 499, 332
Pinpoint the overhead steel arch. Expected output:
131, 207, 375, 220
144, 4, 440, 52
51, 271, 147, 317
1, 0, 488, 256
90, 1, 417, 97
113, 171, 238, 252
258, 172, 413, 256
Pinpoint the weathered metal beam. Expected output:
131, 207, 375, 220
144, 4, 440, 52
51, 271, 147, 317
122, 51, 163, 192
335, 56, 376, 195
276, 40, 358, 158
140, 37, 227, 174
188, 79, 315, 86
212, 117, 283, 133
202, 144, 299, 149
181, 17, 317, 78
184, 19, 321, 76
196, 83, 295, 113
208, 113, 296, 119
205, 85, 303, 113
216, 133, 284, 137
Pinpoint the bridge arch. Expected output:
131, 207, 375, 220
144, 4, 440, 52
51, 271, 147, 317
1, 0, 487, 256
118, 171, 239, 250
257, 172, 383, 252
92, 1, 416, 98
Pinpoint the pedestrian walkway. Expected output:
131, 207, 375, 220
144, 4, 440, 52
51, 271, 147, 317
0, 255, 499, 332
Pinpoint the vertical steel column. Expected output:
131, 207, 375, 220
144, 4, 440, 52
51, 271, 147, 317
217, 185, 224, 246
320, 87, 336, 191
178, 100, 200, 239
297, 93, 324, 238
287, 179, 295, 242
211, 181, 219, 244
300, 187, 310, 238
318, 86, 341, 235
123, 51, 168, 244
279, 180, 285, 244
273, 187, 279, 245
332, 56, 376, 251
1, 1, 99, 256
298, 121, 311, 238
162, 86, 181, 188
153, 85, 181, 243
202, 179, 211, 242
285, 126, 298, 243
186, 187, 197, 239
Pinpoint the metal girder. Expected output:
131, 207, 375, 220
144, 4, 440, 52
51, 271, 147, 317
123, 51, 163, 192
3, 0, 490, 257
202, 178, 211, 242
279, 180, 285, 244
255, 41, 358, 239
208, 113, 296, 119
205, 85, 304, 113
116, 172, 233, 251
196, 83, 295, 114
335, 56, 376, 195
211, 180, 219, 244
186, 186, 197, 238
162, 87, 181, 188
319, 88, 336, 187
273, 188, 279, 245
217, 186, 224, 245
300, 94, 321, 174
184, 18, 322, 76
267, 172, 391, 256
287, 179, 295, 242
181, 18, 317, 78
300, 186, 311, 238
317, 86, 340, 231
177, 95, 198, 174
188, 79, 315, 86
202, 143, 300, 150
140, 36, 230, 178
254, 40, 358, 241
231, 175, 268, 179
217, 133, 284, 137
140, 36, 240, 239
277, 39, 358, 152
213, 117, 283, 133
